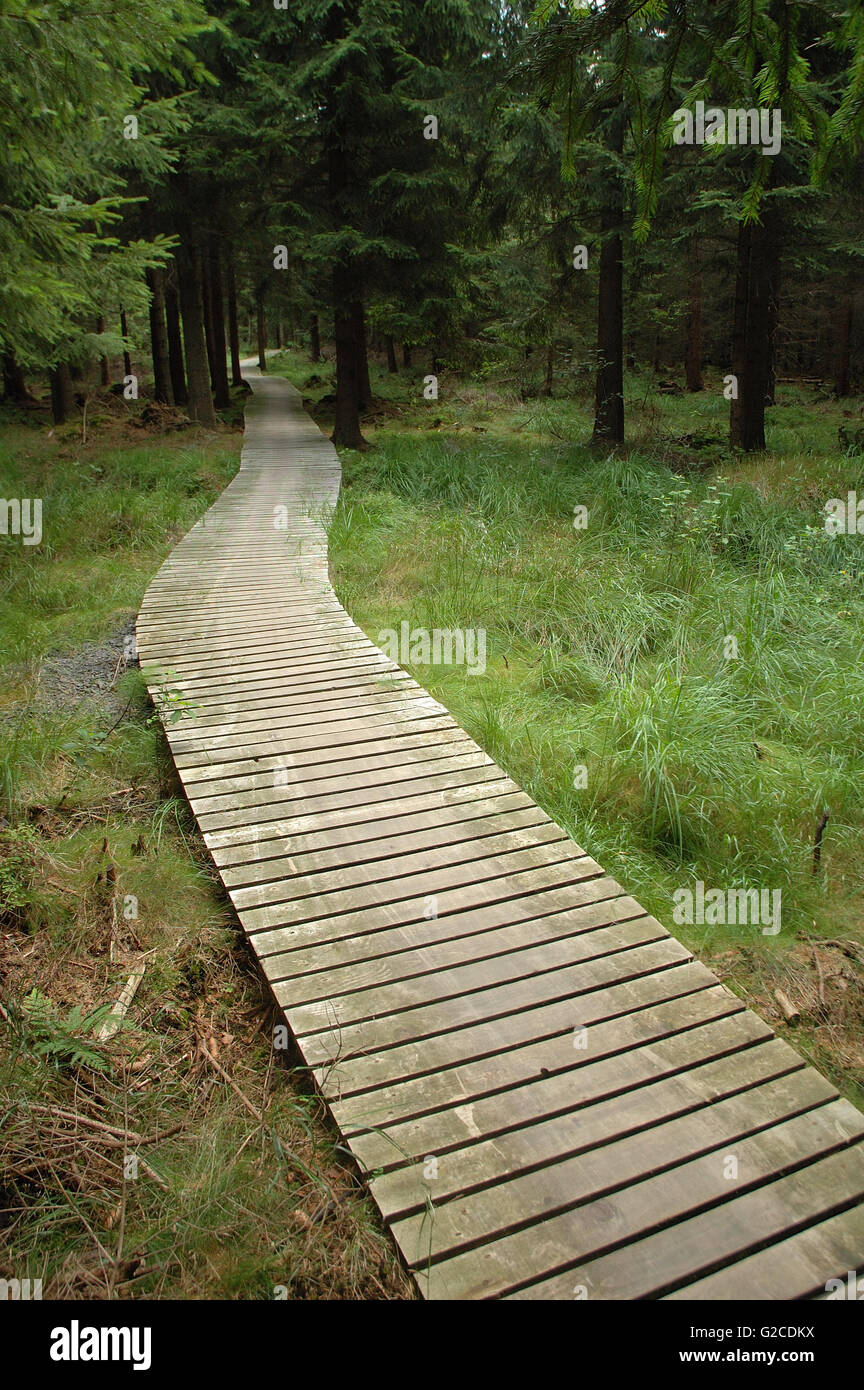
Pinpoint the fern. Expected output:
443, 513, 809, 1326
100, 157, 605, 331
15, 989, 114, 1073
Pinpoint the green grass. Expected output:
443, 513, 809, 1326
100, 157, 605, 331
269, 349, 864, 1108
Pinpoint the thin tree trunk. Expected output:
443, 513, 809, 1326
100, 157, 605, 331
208, 237, 231, 408
2, 353, 33, 403
226, 255, 243, 387
730, 210, 780, 451
95, 317, 110, 387
543, 344, 554, 396
200, 250, 217, 391
592, 103, 625, 444
386, 335, 397, 373
177, 245, 217, 427
164, 273, 187, 405
354, 302, 372, 411
332, 265, 366, 448
835, 294, 853, 397
309, 313, 321, 362
119, 308, 132, 379
684, 243, 704, 392
146, 268, 174, 405
402, 343, 411, 368
275, 316, 283, 350
49, 364, 74, 425
256, 290, 267, 371
327, 87, 366, 446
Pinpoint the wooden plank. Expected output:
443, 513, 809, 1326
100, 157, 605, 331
344, 1007, 776, 1176
418, 1096, 864, 1299
296, 944, 700, 1076
662, 1204, 864, 1300
256, 883, 639, 984
503, 1135, 864, 1303
243, 841, 599, 937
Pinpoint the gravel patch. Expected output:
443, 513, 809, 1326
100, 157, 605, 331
33, 619, 139, 715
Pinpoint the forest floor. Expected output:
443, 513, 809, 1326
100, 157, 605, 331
0, 386, 413, 1299
272, 346, 864, 1116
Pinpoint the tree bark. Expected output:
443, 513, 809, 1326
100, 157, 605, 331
208, 236, 231, 408
730, 209, 780, 451
49, 363, 74, 424
684, 243, 704, 392
200, 250, 218, 392
354, 301, 372, 410
177, 245, 217, 427
309, 313, 321, 362
256, 289, 267, 371
326, 73, 366, 447
386, 335, 397, 373
592, 104, 625, 445
164, 272, 187, 405
835, 294, 853, 397
119, 308, 132, 379
95, 316, 110, 387
2, 353, 33, 403
226, 255, 243, 387
146, 267, 174, 405
275, 316, 283, 350
543, 344, 555, 396
332, 264, 366, 448
402, 343, 412, 368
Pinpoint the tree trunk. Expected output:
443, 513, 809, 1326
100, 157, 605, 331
200, 250, 217, 391
119, 307, 132, 379
226, 255, 243, 387
332, 264, 366, 448
309, 313, 321, 362
2, 353, 33, 403
49, 363, 74, 425
256, 290, 267, 371
96, 316, 110, 387
327, 82, 366, 447
592, 104, 625, 445
402, 343, 411, 368
684, 244, 704, 392
543, 344, 554, 396
164, 273, 187, 405
208, 237, 231, 408
386, 335, 397, 373
730, 209, 780, 451
146, 267, 174, 405
177, 245, 217, 427
354, 302, 372, 410
835, 294, 853, 397
275, 316, 283, 350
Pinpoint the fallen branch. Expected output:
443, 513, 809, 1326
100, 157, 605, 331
97, 965, 146, 1041
812, 810, 830, 873
774, 988, 801, 1025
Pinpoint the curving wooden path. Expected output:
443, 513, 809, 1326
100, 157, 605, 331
137, 367, 864, 1300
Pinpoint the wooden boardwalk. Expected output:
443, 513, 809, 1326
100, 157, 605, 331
137, 368, 864, 1300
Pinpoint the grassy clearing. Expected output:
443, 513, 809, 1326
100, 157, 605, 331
270, 347, 864, 1110
0, 389, 412, 1300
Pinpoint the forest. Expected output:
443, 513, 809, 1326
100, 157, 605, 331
2, 0, 864, 1306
